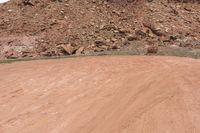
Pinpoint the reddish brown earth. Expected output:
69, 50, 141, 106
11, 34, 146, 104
0, 0, 200, 59
0, 56, 200, 133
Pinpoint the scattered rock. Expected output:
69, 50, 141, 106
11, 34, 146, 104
94, 47, 104, 52
127, 34, 136, 41
76, 46, 85, 55
111, 38, 117, 42
135, 30, 147, 39
147, 45, 158, 54
179, 38, 200, 48
95, 37, 106, 46
101, 45, 109, 50
111, 44, 119, 49
61, 44, 76, 55
143, 22, 165, 37
22, 0, 34, 6
4, 50, 18, 59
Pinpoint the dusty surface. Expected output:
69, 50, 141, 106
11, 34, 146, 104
0, 56, 200, 133
0, 0, 200, 59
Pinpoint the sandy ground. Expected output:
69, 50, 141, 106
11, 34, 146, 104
0, 56, 200, 133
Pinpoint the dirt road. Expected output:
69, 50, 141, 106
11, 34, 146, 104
0, 56, 200, 133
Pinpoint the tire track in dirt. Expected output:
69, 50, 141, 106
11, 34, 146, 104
0, 56, 200, 133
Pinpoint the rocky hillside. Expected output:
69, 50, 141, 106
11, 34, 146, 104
0, 0, 200, 59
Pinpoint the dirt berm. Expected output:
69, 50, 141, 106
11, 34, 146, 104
0, 56, 200, 133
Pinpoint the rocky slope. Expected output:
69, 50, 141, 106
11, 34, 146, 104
0, 0, 200, 59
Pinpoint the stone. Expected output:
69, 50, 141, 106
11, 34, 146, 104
101, 45, 109, 50
95, 37, 106, 46
76, 46, 85, 54
147, 45, 158, 54
127, 34, 136, 41
111, 44, 119, 49
135, 30, 147, 39
61, 44, 75, 55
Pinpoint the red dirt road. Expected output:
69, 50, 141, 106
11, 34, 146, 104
0, 56, 200, 133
